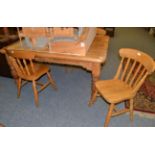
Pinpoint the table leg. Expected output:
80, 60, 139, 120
88, 63, 101, 107
5, 54, 19, 85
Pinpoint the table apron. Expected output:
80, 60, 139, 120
35, 57, 102, 71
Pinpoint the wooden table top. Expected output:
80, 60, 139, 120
0, 33, 110, 63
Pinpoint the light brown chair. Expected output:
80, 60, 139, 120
6, 50, 57, 107
92, 48, 155, 127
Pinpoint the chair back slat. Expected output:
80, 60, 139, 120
124, 60, 137, 83
23, 59, 30, 75
120, 58, 130, 81
133, 67, 146, 87
30, 60, 35, 73
16, 58, 26, 75
114, 58, 124, 79
129, 62, 142, 86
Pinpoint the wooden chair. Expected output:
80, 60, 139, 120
92, 48, 155, 127
6, 50, 57, 107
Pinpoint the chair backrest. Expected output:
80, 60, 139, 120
114, 48, 155, 93
17, 27, 49, 48
6, 50, 36, 78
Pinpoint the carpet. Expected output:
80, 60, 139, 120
126, 72, 155, 114
132, 92, 155, 114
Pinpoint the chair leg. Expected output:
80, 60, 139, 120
32, 80, 39, 107
129, 99, 134, 122
104, 103, 115, 127
17, 78, 22, 98
47, 71, 57, 90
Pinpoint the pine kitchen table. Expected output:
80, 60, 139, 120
0, 33, 109, 106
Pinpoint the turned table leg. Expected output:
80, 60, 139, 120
88, 63, 101, 107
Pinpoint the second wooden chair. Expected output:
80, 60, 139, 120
91, 48, 155, 126
6, 49, 57, 107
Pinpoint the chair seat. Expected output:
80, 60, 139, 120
21, 63, 50, 81
95, 79, 134, 104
